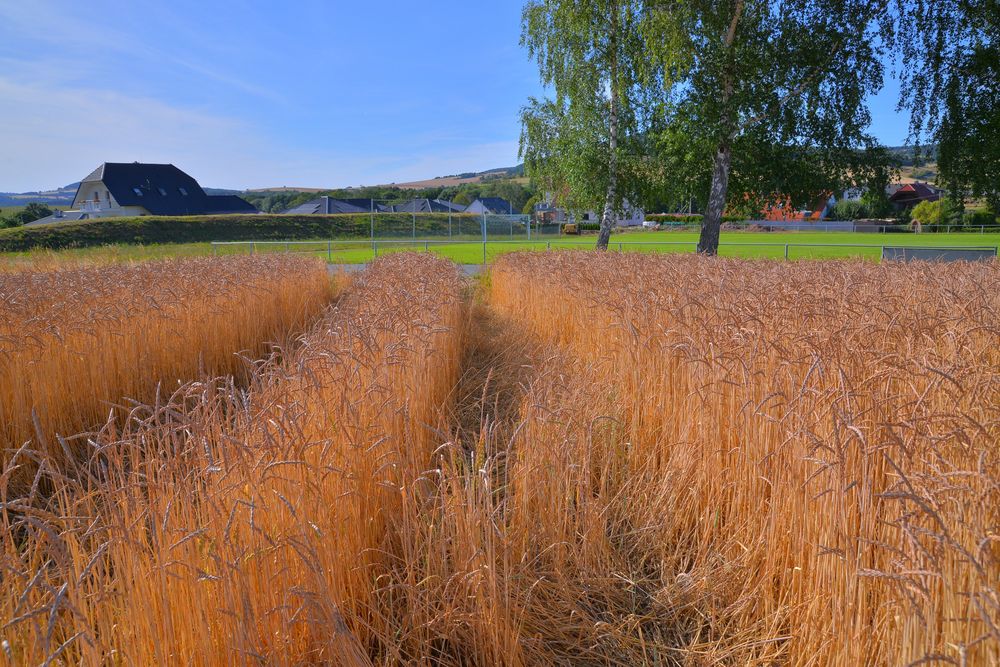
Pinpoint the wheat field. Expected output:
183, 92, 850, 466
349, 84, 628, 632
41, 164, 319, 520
0, 255, 333, 489
0, 251, 996, 665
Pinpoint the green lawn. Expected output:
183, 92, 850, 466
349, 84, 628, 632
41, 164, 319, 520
220, 231, 1000, 263
2, 231, 999, 265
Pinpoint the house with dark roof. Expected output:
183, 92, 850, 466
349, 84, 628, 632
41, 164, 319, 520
888, 182, 942, 210
283, 197, 397, 215
392, 199, 466, 214
464, 197, 514, 215
340, 198, 391, 213
284, 196, 371, 215
29, 163, 257, 224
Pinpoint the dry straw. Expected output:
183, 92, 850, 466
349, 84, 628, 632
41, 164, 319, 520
0, 255, 333, 488
1, 250, 996, 666
486, 252, 999, 665
1, 253, 465, 665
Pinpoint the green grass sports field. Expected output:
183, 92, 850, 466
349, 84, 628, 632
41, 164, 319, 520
3, 230, 998, 264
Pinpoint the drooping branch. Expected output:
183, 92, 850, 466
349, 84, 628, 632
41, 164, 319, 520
733, 0, 884, 138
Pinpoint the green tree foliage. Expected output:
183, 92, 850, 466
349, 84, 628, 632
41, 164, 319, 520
0, 203, 53, 228
521, 0, 652, 249
911, 200, 945, 226
830, 199, 869, 220
523, 194, 542, 215
643, 0, 892, 254
899, 1, 999, 214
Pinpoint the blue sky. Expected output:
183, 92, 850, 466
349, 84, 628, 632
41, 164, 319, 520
0, 1, 911, 192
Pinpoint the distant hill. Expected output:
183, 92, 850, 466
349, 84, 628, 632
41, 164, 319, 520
886, 144, 938, 167
0, 182, 79, 208
898, 162, 939, 184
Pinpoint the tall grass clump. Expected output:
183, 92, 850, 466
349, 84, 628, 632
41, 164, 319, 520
0, 254, 465, 665
487, 253, 998, 665
0, 255, 332, 487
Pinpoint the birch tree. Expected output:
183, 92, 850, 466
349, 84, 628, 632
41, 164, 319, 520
646, 0, 892, 254
898, 0, 1000, 214
521, 0, 650, 250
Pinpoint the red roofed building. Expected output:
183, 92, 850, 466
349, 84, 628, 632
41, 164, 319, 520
888, 182, 942, 210
758, 193, 836, 222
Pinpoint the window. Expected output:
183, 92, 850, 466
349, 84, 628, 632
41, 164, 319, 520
158, 187, 168, 196
178, 187, 188, 196
133, 187, 144, 197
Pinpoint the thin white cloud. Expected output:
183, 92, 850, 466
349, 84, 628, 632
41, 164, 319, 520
0, 77, 520, 192
0, 78, 274, 190
0, 1, 283, 105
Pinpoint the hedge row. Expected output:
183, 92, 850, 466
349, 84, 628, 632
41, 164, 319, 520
644, 214, 747, 224
0, 214, 486, 252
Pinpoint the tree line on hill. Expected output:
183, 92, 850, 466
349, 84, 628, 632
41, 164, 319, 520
243, 181, 540, 216
0, 203, 53, 229
520, 0, 999, 252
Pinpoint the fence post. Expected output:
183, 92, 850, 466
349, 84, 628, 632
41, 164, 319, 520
373, 241, 378, 258
412, 211, 416, 240
618, 242, 623, 252
784, 244, 789, 260
424, 240, 429, 253
285, 242, 290, 253
483, 241, 487, 265
370, 200, 375, 248
251, 242, 256, 255
547, 241, 551, 251
327, 241, 332, 262
527, 216, 532, 241
449, 210, 452, 238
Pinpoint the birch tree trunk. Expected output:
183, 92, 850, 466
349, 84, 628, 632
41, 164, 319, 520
697, 144, 732, 255
597, 3, 620, 251
697, 0, 743, 256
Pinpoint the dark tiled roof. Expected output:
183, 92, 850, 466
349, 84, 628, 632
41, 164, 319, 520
468, 197, 514, 214
25, 211, 90, 226
76, 163, 256, 215
889, 182, 942, 203
340, 198, 390, 213
203, 195, 258, 214
434, 199, 466, 212
284, 197, 370, 215
393, 199, 464, 213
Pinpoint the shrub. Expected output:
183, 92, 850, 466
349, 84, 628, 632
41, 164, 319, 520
911, 200, 943, 227
830, 199, 869, 220
963, 209, 996, 228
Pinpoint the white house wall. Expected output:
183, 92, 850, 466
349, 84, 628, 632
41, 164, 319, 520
71, 180, 147, 217
72, 180, 112, 209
